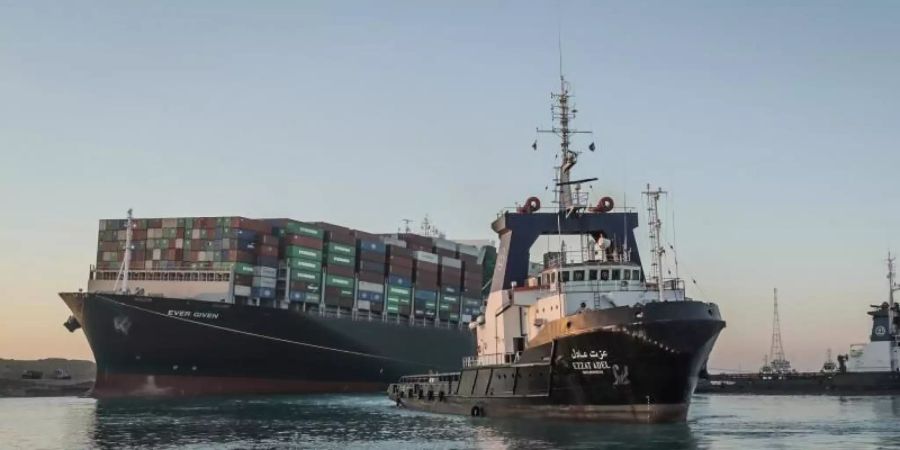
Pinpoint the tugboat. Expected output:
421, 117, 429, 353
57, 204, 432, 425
386, 71, 726, 423
698, 253, 900, 395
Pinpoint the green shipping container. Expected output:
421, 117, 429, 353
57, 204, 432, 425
386, 304, 399, 313
284, 221, 325, 239
326, 242, 355, 256
386, 295, 411, 305
287, 258, 322, 271
285, 245, 322, 261
387, 285, 411, 298
291, 270, 322, 282
232, 262, 255, 275
326, 253, 354, 266
325, 274, 353, 288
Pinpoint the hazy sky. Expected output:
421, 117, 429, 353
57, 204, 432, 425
1, 1, 898, 371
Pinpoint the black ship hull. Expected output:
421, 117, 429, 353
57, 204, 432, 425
697, 371, 900, 395
60, 292, 474, 398
389, 301, 724, 423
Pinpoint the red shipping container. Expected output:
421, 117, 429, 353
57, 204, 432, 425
325, 231, 355, 245
387, 266, 413, 277
388, 256, 414, 270
359, 251, 386, 264
132, 229, 147, 240
387, 246, 412, 258
283, 234, 324, 250
325, 264, 355, 278
259, 244, 279, 257
357, 270, 384, 283
259, 234, 279, 246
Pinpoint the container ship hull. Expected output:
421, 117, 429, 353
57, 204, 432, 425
61, 292, 474, 398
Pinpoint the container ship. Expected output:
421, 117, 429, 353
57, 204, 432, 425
387, 71, 725, 423
60, 216, 494, 397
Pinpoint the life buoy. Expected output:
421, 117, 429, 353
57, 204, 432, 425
518, 196, 541, 214
471, 406, 483, 417
593, 196, 614, 213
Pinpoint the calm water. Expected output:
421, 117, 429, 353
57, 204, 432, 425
1, 394, 899, 449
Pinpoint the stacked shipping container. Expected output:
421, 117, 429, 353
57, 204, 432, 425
96, 216, 489, 324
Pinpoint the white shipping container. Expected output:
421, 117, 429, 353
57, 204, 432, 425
117, 230, 127, 240
144, 260, 153, 269
152, 249, 162, 261
234, 285, 252, 296
192, 229, 201, 239
383, 237, 407, 248
461, 314, 473, 322
434, 238, 457, 252
357, 281, 384, 292
457, 245, 479, 257
440, 256, 462, 269
254, 266, 278, 278
162, 218, 178, 228
413, 251, 440, 264
198, 251, 207, 262
357, 300, 371, 310
175, 238, 184, 249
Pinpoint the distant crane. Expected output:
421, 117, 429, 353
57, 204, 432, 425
762, 288, 793, 375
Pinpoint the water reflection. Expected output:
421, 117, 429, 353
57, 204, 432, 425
85, 395, 698, 449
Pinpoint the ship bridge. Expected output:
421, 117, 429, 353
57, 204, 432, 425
489, 210, 641, 292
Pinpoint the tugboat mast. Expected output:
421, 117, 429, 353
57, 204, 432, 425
643, 185, 667, 302
537, 75, 592, 211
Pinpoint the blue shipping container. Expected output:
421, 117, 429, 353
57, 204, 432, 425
358, 240, 387, 254
388, 275, 412, 288
357, 291, 384, 302
251, 287, 275, 299
414, 289, 438, 300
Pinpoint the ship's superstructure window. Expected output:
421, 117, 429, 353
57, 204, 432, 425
632, 269, 641, 280
623, 270, 632, 281
561, 271, 571, 283
600, 270, 609, 281
612, 269, 621, 281
588, 270, 598, 281
573, 270, 585, 282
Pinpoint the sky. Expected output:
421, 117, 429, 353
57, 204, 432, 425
0, 1, 898, 371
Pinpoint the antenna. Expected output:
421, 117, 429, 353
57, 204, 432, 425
887, 251, 897, 371
536, 24, 593, 212
400, 219, 414, 234
113, 208, 134, 293
769, 288, 791, 374
643, 185, 667, 302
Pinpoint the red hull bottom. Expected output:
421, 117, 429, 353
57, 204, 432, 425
90, 372, 385, 398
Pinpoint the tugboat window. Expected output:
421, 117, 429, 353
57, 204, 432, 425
633, 270, 641, 280
561, 271, 570, 283
551, 272, 556, 283
600, 270, 610, 281
588, 270, 598, 281
623, 270, 632, 281
612, 269, 621, 281
573, 270, 585, 281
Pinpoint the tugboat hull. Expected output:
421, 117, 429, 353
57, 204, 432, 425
389, 302, 724, 423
